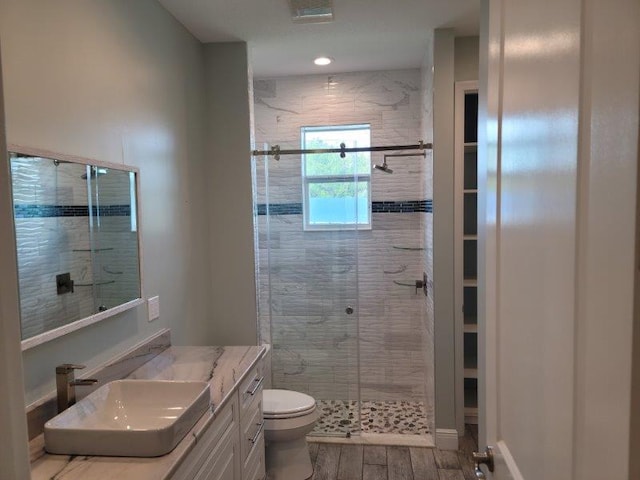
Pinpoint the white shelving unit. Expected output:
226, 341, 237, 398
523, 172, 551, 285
454, 80, 479, 427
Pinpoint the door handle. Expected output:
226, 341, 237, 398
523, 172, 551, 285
472, 446, 494, 479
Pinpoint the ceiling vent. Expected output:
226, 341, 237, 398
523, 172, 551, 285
289, 0, 334, 23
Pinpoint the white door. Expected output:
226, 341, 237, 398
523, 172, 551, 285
477, 0, 640, 479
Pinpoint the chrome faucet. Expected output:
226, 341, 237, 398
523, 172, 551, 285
56, 364, 98, 413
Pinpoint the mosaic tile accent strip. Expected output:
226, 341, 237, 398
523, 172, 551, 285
256, 202, 302, 215
372, 200, 432, 213
313, 400, 430, 436
257, 199, 432, 216
14, 204, 131, 218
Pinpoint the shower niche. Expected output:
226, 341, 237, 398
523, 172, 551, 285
8, 148, 142, 349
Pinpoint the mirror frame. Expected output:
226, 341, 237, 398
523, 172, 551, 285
8, 145, 145, 351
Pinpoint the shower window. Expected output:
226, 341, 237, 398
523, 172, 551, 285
301, 124, 371, 230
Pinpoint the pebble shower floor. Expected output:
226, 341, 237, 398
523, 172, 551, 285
312, 400, 431, 436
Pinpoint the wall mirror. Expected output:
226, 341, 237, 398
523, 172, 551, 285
8, 146, 143, 350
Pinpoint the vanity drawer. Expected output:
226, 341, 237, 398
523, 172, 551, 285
239, 359, 265, 414
241, 397, 265, 466
243, 432, 265, 480
171, 396, 238, 480
193, 423, 238, 480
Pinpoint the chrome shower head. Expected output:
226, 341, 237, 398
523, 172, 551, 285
373, 155, 394, 174
373, 163, 393, 174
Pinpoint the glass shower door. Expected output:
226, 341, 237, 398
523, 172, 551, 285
88, 167, 140, 314
254, 145, 361, 437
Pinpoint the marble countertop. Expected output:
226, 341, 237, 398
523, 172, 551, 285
29, 345, 267, 480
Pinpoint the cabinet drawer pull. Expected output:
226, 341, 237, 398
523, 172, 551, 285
246, 376, 265, 396
249, 421, 265, 445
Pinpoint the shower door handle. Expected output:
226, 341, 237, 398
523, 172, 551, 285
415, 272, 428, 297
345, 306, 354, 315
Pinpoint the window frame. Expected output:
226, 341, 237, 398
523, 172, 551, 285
301, 124, 372, 231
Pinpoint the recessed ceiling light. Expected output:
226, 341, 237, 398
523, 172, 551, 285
314, 56, 332, 66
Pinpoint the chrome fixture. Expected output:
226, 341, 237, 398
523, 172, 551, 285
56, 364, 98, 413
373, 157, 393, 174
373, 151, 427, 174
252, 140, 432, 160
472, 446, 495, 479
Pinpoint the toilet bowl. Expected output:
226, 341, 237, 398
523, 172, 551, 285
263, 389, 319, 480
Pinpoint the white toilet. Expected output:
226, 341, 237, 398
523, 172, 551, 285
263, 389, 319, 480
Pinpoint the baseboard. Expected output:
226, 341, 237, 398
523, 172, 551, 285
435, 428, 459, 450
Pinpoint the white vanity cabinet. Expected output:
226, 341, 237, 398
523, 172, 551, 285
171, 357, 265, 480
171, 395, 241, 480
239, 359, 266, 480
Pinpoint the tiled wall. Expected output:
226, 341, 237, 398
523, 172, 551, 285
253, 70, 434, 416
11, 157, 139, 340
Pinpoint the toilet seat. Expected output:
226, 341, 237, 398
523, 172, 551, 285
263, 389, 316, 419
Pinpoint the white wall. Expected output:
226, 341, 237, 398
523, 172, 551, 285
573, 0, 639, 477
433, 31, 480, 438
454, 36, 479, 82
632, 121, 640, 477
0, 37, 31, 479
204, 43, 257, 345
0, 0, 211, 405
433, 28, 457, 435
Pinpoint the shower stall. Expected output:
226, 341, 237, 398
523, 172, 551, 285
252, 70, 434, 440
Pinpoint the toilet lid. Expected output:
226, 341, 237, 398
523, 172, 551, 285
263, 389, 316, 417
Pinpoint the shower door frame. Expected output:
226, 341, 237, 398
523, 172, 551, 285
253, 141, 432, 438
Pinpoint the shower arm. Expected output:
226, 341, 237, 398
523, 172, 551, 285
251, 141, 432, 161
384, 152, 427, 160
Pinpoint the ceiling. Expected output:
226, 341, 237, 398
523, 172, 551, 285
157, 0, 480, 78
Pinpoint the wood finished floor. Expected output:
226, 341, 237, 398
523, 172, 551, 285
306, 425, 478, 480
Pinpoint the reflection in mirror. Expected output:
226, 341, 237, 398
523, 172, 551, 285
9, 150, 142, 349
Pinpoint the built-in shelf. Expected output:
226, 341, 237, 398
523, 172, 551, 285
393, 280, 416, 287
392, 246, 424, 251
464, 379, 478, 406
464, 324, 478, 333
72, 247, 114, 252
465, 407, 479, 424
464, 331, 478, 373
75, 280, 116, 287
464, 368, 478, 379
458, 82, 479, 428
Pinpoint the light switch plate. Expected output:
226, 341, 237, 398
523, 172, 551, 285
147, 296, 160, 322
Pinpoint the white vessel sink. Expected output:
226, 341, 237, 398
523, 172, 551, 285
44, 379, 211, 457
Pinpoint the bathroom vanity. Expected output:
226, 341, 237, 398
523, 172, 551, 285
29, 344, 267, 480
